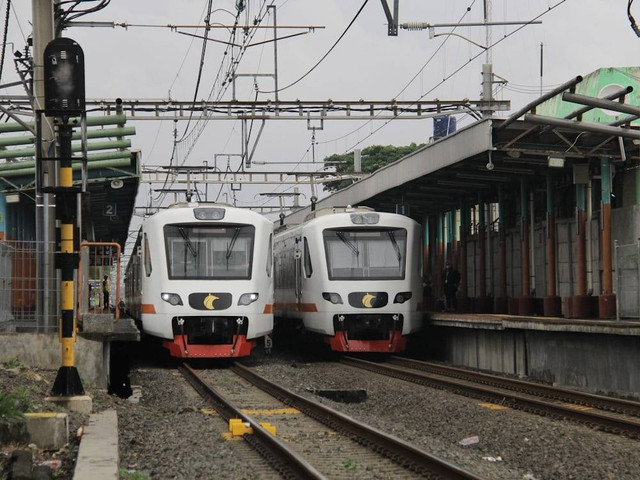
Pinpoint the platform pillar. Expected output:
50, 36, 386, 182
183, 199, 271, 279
544, 173, 561, 317
458, 202, 469, 312
599, 157, 616, 318
519, 179, 534, 315
494, 187, 508, 313
569, 181, 590, 318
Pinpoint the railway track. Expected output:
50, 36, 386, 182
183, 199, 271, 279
179, 362, 484, 479
340, 356, 640, 439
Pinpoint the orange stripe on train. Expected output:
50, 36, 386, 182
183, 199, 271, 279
273, 302, 318, 312
141, 304, 156, 314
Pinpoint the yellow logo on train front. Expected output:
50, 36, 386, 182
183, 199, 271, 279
203, 294, 219, 310
362, 293, 376, 308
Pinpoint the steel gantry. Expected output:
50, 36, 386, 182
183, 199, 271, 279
0, 97, 509, 122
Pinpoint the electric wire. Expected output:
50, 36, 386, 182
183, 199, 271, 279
343, 0, 568, 153
0, 0, 11, 83
316, 0, 478, 147
629, 0, 640, 37
258, 0, 369, 94
156, 1, 274, 206
257, 0, 569, 212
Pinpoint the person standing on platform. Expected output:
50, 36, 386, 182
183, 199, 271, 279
443, 261, 461, 312
102, 275, 110, 311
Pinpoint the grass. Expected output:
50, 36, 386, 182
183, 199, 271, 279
120, 469, 150, 480
342, 458, 358, 470
0, 357, 24, 369
0, 391, 24, 419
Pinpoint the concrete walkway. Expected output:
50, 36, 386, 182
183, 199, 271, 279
73, 409, 118, 480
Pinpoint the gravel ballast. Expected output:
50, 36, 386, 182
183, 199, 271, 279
3, 347, 640, 479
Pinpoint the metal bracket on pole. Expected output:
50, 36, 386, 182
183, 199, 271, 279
380, 0, 399, 36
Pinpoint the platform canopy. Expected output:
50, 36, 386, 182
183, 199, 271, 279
283, 67, 640, 225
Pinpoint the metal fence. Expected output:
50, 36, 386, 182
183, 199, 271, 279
0, 240, 58, 332
0, 239, 122, 332
614, 240, 640, 320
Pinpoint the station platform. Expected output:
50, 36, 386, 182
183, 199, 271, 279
427, 311, 640, 336
420, 311, 640, 400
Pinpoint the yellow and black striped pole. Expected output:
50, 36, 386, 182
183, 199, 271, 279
50, 121, 84, 396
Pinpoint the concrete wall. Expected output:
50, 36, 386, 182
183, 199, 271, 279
427, 326, 640, 398
0, 333, 108, 389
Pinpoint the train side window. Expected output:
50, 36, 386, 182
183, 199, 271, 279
143, 233, 152, 277
303, 237, 312, 278
266, 234, 273, 277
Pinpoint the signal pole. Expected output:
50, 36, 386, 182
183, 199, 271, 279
43, 37, 87, 397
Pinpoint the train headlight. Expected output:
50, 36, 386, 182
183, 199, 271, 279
350, 213, 379, 225
161, 292, 183, 306
322, 292, 343, 304
238, 292, 259, 306
194, 207, 225, 220
393, 292, 412, 304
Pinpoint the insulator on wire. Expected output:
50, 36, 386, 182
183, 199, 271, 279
401, 22, 430, 31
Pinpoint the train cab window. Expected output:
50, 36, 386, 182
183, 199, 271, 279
303, 237, 313, 278
143, 233, 152, 277
323, 228, 407, 280
266, 234, 273, 277
164, 224, 255, 280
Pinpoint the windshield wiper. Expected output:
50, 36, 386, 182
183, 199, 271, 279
178, 227, 198, 257
336, 231, 359, 256
387, 231, 402, 262
226, 227, 241, 260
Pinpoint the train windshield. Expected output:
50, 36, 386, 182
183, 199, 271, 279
164, 224, 255, 280
323, 228, 407, 280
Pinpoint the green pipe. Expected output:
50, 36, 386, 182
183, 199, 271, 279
0, 114, 127, 133
601, 157, 612, 205
576, 184, 586, 211
0, 139, 131, 160
0, 154, 133, 178
0, 126, 136, 148
73, 126, 136, 140
0, 136, 34, 147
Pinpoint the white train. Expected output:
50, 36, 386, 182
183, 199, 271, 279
273, 206, 423, 353
125, 202, 274, 358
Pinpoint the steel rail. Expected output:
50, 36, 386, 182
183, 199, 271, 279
340, 357, 640, 439
389, 357, 640, 418
178, 364, 326, 480
231, 363, 484, 480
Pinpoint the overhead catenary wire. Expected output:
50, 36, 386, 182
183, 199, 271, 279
343, 0, 568, 153
0, 0, 11, 83
258, 0, 570, 212
629, 0, 640, 37
316, 0, 479, 148
258, 0, 369, 94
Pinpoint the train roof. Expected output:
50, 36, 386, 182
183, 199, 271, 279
146, 202, 271, 224
274, 207, 418, 236
303, 205, 374, 222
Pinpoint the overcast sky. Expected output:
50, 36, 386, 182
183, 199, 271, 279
3, 0, 639, 234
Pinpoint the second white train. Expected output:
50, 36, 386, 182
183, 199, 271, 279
273, 207, 423, 352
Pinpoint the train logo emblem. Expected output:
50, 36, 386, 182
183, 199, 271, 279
362, 293, 376, 308
203, 294, 219, 310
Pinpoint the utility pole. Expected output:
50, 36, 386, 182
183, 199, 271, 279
482, 0, 493, 118
32, 0, 57, 330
